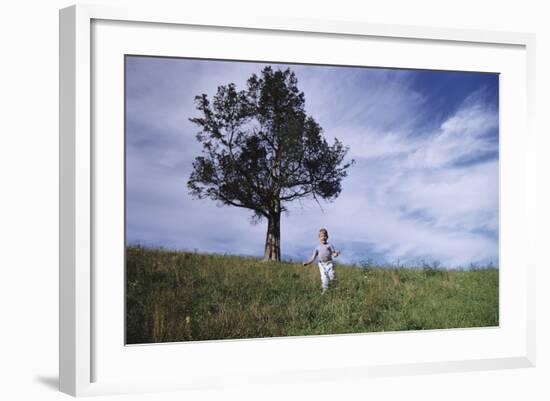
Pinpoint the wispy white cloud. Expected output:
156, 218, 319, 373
406, 90, 498, 169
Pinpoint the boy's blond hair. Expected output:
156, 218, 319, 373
319, 228, 328, 236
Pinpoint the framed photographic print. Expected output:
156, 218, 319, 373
59, 4, 536, 397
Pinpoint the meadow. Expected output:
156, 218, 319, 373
126, 246, 499, 344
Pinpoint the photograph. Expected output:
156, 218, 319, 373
124, 56, 499, 344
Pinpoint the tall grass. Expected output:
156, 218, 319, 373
126, 246, 499, 344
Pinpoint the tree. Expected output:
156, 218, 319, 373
188, 66, 353, 261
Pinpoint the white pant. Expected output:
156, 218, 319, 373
318, 261, 336, 290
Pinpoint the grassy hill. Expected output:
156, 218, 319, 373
126, 246, 499, 344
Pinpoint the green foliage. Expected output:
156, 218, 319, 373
126, 246, 499, 344
188, 67, 353, 216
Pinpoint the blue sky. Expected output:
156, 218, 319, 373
125, 56, 499, 268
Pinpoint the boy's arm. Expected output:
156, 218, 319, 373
303, 249, 317, 265
331, 245, 341, 257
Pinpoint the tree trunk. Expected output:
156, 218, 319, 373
263, 212, 281, 261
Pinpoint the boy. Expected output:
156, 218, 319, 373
303, 228, 341, 293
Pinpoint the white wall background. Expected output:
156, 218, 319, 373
0, 0, 547, 399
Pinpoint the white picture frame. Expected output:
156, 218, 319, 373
59, 4, 536, 397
